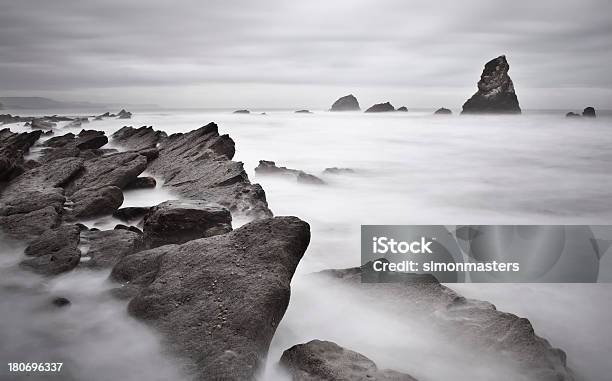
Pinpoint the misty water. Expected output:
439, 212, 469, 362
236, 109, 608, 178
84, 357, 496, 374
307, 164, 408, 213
2, 109, 612, 380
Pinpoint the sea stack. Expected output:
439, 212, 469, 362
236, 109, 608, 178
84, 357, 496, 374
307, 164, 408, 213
462, 55, 521, 114
365, 102, 395, 113
330, 94, 360, 111
583, 107, 596, 117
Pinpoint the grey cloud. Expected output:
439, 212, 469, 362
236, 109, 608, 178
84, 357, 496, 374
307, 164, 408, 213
0, 0, 611, 108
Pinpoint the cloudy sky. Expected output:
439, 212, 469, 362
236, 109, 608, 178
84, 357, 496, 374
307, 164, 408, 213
1, 0, 611, 109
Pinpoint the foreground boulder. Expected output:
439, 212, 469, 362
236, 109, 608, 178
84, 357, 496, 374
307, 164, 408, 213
281, 340, 418, 381
67, 185, 124, 219
80, 228, 142, 268
462, 55, 521, 114
582, 107, 596, 117
330, 94, 360, 111
111, 216, 310, 381
365, 102, 395, 113
143, 200, 232, 248
255, 160, 325, 185
21, 224, 81, 275
112, 124, 272, 218
315, 265, 575, 381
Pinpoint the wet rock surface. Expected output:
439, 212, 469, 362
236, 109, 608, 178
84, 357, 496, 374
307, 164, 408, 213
255, 160, 326, 185
143, 200, 232, 248
462, 55, 521, 114
81, 228, 143, 268
315, 265, 575, 381
112, 123, 272, 218
20, 225, 81, 275
330, 94, 360, 111
111, 216, 311, 381
365, 102, 395, 113
0, 128, 42, 181
280, 340, 418, 381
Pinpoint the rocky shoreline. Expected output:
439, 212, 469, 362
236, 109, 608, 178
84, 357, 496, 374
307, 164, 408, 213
1, 115, 579, 380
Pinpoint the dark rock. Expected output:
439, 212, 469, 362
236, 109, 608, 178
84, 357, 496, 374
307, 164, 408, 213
434, 107, 452, 115
64, 151, 147, 194
113, 123, 272, 219
124, 176, 156, 190
330, 94, 360, 111
0, 206, 62, 240
81, 229, 142, 268
76, 130, 108, 150
110, 216, 310, 381
365, 102, 395, 113
566, 112, 581, 118
68, 185, 124, 218
45, 115, 74, 123
233, 109, 250, 114
396, 106, 408, 112
280, 340, 418, 381
0, 190, 65, 217
115, 224, 143, 235
30, 118, 56, 130
314, 264, 575, 381
112, 126, 165, 151
143, 200, 232, 248
21, 224, 81, 275
51, 297, 71, 308
255, 160, 326, 185
117, 109, 132, 119
0, 129, 42, 181
462, 55, 521, 114
295, 110, 312, 114
582, 107, 596, 118
44, 133, 76, 148
323, 167, 355, 175
113, 206, 151, 223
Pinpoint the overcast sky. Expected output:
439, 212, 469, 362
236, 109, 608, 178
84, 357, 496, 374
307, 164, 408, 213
1, 0, 611, 109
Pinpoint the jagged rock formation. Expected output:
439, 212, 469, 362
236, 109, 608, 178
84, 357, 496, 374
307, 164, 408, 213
111, 216, 310, 381
117, 109, 132, 119
255, 160, 326, 185
583, 107, 596, 117
112, 124, 272, 218
462, 55, 521, 114
143, 200, 232, 248
434, 107, 452, 115
330, 95, 360, 111
0, 129, 41, 181
365, 102, 395, 113
281, 340, 418, 381
314, 265, 575, 381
